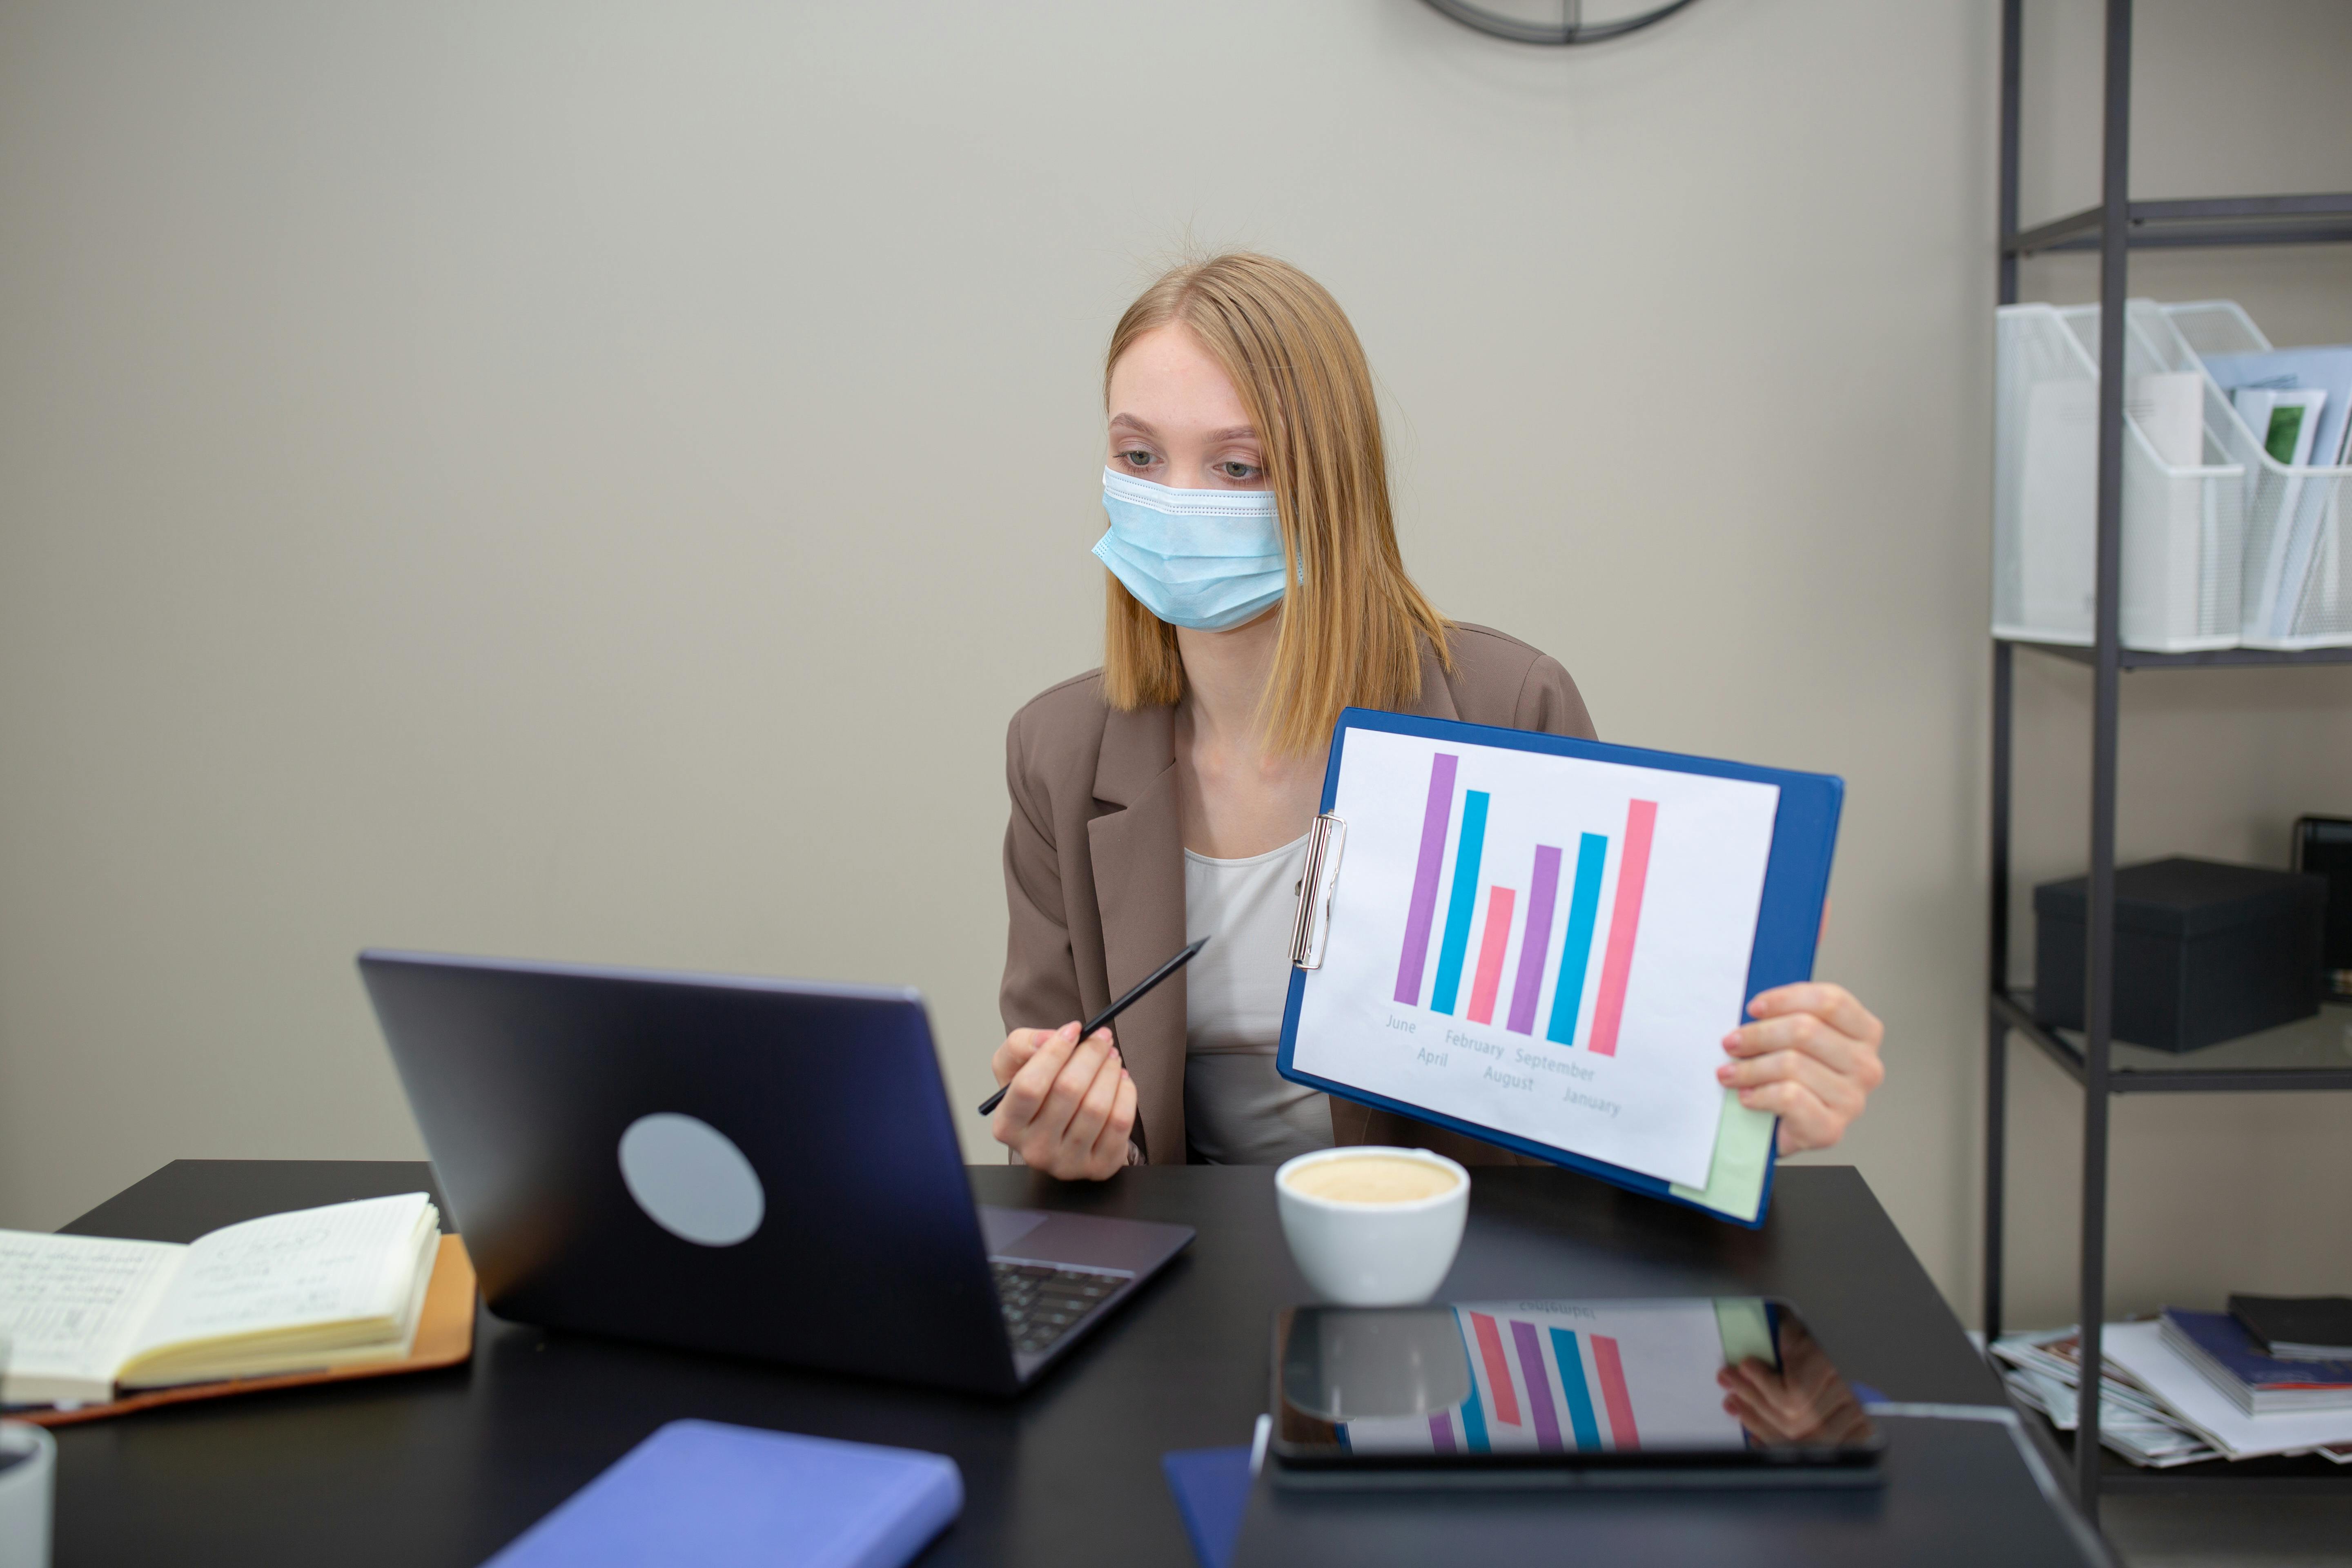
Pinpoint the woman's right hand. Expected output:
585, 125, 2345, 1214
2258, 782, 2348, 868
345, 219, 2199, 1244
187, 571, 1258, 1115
989, 1022, 1137, 1181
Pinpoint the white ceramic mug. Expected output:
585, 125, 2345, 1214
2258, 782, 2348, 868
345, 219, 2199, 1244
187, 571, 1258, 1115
0, 1421, 54, 1568
1274, 1146, 1470, 1306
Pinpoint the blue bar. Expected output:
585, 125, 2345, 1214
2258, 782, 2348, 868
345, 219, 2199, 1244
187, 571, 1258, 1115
1429, 791, 1489, 1015
1550, 1327, 1601, 1452
1544, 832, 1609, 1046
1452, 1316, 1491, 1452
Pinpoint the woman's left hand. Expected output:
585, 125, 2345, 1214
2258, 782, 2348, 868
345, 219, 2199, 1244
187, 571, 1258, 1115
1716, 982, 1885, 1154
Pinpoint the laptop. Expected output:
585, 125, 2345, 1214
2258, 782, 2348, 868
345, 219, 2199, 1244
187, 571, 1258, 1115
357, 949, 1193, 1396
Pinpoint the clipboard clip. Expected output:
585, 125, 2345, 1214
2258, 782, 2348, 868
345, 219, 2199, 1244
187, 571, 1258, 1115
1288, 813, 1347, 970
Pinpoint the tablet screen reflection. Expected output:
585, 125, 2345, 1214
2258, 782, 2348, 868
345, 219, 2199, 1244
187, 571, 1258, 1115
1276, 1298, 1876, 1459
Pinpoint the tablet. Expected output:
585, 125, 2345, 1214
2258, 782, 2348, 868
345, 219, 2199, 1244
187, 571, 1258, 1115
1277, 709, 1844, 1226
1268, 1298, 1883, 1489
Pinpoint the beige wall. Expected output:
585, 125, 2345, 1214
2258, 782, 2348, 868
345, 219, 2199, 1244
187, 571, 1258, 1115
0, 0, 2342, 1329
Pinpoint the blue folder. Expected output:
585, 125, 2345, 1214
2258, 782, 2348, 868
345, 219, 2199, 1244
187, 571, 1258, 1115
482, 1419, 962, 1568
1276, 708, 1843, 1227
1162, 1446, 1253, 1568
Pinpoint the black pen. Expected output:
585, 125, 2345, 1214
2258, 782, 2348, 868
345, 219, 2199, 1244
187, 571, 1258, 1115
977, 935, 1211, 1116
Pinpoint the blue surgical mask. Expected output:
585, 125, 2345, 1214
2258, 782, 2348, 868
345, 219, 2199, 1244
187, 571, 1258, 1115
1093, 466, 1289, 632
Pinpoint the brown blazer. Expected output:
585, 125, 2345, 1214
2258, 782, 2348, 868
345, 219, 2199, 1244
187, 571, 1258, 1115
999, 623, 1598, 1166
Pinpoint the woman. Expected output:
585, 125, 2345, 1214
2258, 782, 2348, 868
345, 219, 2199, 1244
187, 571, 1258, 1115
989, 254, 1884, 1180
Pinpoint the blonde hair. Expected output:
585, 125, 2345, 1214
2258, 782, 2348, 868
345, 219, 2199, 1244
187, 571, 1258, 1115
1100, 252, 1451, 755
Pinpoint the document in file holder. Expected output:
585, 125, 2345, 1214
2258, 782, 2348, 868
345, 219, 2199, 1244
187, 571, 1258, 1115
1278, 710, 1843, 1226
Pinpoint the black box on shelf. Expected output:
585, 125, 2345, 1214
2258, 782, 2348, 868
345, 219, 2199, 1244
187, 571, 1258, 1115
2293, 816, 2352, 999
2034, 857, 2327, 1052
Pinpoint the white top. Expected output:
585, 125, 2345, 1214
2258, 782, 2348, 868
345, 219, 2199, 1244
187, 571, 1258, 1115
1182, 833, 1335, 1166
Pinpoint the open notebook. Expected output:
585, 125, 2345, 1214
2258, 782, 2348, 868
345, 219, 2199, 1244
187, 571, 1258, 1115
0, 1192, 441, 1406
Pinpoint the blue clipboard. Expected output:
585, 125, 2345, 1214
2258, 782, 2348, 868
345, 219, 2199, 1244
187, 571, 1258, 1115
1275, 708, 1843, 1228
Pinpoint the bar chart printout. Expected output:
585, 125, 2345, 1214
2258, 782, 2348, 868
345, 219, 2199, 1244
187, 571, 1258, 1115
1389, 749, 1660, 1060
1292, 726, 1780, 1189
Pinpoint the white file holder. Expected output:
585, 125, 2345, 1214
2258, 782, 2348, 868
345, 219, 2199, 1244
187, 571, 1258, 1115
1993, 303, 2246, 653
2141, 300, 2352, 650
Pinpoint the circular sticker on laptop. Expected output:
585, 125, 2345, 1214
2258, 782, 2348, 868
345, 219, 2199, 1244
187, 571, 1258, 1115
617, 1112, 766, 1246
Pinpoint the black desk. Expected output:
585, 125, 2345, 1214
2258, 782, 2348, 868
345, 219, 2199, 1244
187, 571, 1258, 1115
46, 1160, 2088, 1566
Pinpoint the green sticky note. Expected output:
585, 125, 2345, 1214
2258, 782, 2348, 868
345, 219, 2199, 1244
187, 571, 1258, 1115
1671, 1090, 1775, 1221
1715, 1297, 1777, 1369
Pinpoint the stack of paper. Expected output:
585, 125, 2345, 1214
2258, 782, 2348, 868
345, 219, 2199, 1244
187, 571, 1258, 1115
1991, 1328, 2221, 1467
1993, 1323, 2352, 1468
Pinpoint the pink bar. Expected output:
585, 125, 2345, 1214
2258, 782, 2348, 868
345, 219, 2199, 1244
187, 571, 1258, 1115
1586, 800, 1657, 1057
1464, 887, 1515, 1026
1469, 1312, 1521, 1425
1591, 1334, 1640, 1450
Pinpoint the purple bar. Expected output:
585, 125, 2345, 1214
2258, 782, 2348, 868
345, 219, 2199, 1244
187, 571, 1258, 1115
1510, 1319, 1563, 1451
1392, 753, 1459, 1005
1428, 1412, 1457, 1452
1506, 845, 1563, 1034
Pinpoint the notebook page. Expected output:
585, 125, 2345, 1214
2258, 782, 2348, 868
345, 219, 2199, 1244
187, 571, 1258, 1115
139, 1215, 446, 1382
0, 1231, 185, 1399
128, 1193, 434, 1356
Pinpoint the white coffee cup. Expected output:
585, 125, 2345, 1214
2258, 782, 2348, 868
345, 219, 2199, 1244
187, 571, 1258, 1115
0, 1421, 54, 1568
1274, 1146, 1470, 1306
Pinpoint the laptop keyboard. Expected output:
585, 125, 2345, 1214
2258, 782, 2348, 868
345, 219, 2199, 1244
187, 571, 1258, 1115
990, 1260, 1130, 1356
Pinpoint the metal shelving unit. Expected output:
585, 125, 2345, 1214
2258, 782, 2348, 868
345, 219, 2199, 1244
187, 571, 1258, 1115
1982, 0, 2352, 1519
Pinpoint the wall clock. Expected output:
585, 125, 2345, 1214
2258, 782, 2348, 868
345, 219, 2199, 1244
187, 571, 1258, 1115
1421, 0, 1704, 46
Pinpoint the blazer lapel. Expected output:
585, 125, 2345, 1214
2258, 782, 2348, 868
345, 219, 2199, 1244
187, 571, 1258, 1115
1089, 640, 1457, 1163
1086, 702, 1187, 1165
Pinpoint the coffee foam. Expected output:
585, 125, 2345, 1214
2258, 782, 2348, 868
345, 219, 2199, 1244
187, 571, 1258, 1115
1283, 1154, 1460, 1205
